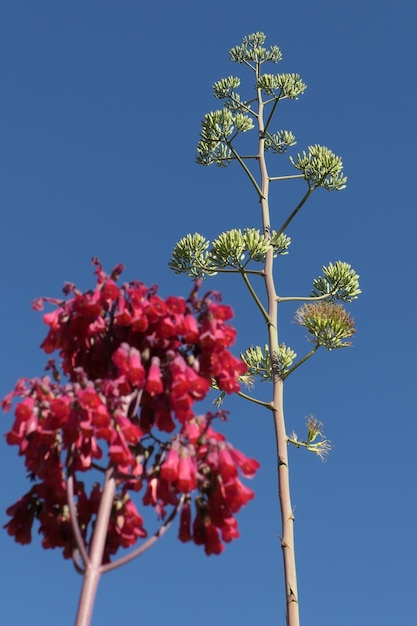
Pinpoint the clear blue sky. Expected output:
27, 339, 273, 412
1, 2, 416, 625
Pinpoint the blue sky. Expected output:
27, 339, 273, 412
1, 2, 416, 625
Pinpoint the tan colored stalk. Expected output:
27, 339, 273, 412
256, 65, 299, 626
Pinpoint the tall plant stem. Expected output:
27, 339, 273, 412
256, 65, 300, 626
74, 467, 116, 626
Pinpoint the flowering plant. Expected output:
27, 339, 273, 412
3, 258, 259, 624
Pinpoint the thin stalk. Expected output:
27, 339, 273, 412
72, 550, 86, 575
101, 495, 185, 573
227, 95, 256, 115
227, 142, 264, 199
283, 345, 320, 379
74, 467, 116, 626
237, 389, 274, 410
242, 59, 255, 71
240, 270, 270, 324
67, 474, 90, 570
222, 155, 260, 160
269, 174, 305, 182
277, 186, 313, 236
277, 170, 334, 235
264, 98, 279, 134
277, 293, 332, 304
255, 61, 300, 626
199, 266, 264, 276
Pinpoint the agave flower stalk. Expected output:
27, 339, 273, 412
171, 32, 360, 626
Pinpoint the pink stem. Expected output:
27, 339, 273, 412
101, 494, 184, 574
74, 467, 116, 626
67, 474, 89, 570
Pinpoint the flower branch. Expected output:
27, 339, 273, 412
101, 494, 186, 574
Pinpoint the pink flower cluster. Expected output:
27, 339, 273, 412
3, 259, 259, 560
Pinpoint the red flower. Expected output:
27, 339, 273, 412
160, 445, 180, 482
145, 357, 164, 396
4, 491, 36, 545
229, 447, 260, 478
193, 513, 224, 556
114, 498, 147, 549
220, 516, 239, 542
2, 259, 259, 561
218, 446, 238, 481
176, 452, 197, 493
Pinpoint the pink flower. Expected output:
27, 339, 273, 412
160, 446, 180, 482
218, 446, 238, 481
14, 397, 35, 422
177, 453, 197, 493
145, 357, 163, 396
220, 516, 239, 542
3, 260, 259, 561
193, 513, 224, 556
229, 447, 260, 478
4, 491, 36, 545
112, 343, 145, 387
115, 498, 147, 548
108, 431, 134, 469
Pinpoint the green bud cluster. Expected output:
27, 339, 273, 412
212, 76, 241, 98
230, 32, 282, 65
196, 108, 254, 167
306, 416, 324, 443
270, 231, 291, 255
295, 302, 356, 350
169, 228, 291, 278
257, 73, 307, 99
212, 76, 253, 113
264, 130, 297, 154
168, 233, 217, 278
312, 261, 361, 302
241, 343, 297, 381
211, 228, 270, 267
289, 417, 332, 461
171, 33, 360, 456
290, 145, 347, 191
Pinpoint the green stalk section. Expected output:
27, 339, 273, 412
237, 389, 274, 410
277, 186, 313, 236
255, 64, 300, 626
228, 142, 263, 198
283, 345, 319, 379
240, 270, 270, 324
